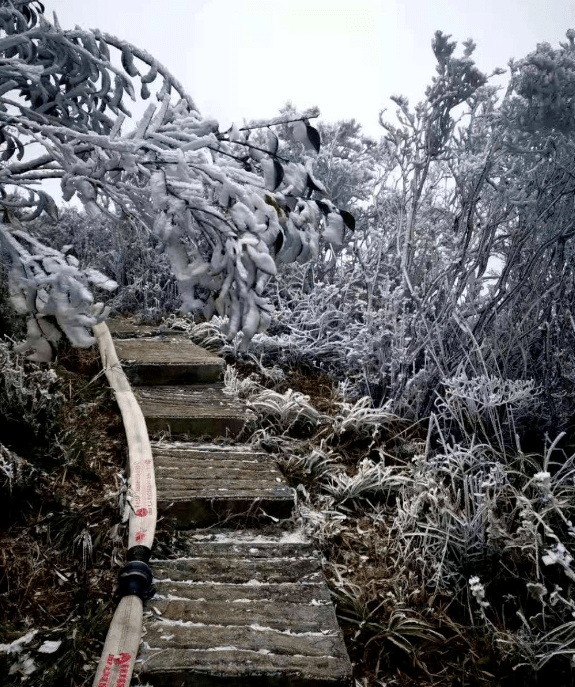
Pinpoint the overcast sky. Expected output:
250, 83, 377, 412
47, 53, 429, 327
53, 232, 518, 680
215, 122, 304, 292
47, 0, 575, 138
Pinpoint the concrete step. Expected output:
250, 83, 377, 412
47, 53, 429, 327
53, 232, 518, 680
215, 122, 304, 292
107, 317, 176, 339
152, 442, 293, 527
134, 386, 254, 438
136, 531, 353, 687
114, 335, 224, 385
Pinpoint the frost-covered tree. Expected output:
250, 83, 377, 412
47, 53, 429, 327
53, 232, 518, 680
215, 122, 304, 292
0, 0, 352, 360
247, 29, 575, 432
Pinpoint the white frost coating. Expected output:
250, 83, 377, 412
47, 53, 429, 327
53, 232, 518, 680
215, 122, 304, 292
153, 593, 201, 602
142, 645, 340, 660
37, 640, 62, 654
0, 630, 37, 654
248, 624, 337, 637
323, 213, 345, 246
151, 556, 312, 563
152, 579, 323, 588
262, 158, 277, 190
153, 593, 327, 607
280, 529, 309, 544
291, 120, 308, 144
8, 654, 36, 677
188, 528, 309, 544
281, 162, 307, 197
151, 618, 337, 638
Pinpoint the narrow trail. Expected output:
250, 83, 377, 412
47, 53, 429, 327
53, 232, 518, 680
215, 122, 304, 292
102, 319, 352, 686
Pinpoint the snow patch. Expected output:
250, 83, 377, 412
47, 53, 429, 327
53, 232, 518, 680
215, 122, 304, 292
38, 640, 62, 654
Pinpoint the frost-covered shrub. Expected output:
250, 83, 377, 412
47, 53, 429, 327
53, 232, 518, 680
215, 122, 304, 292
2, 226, 117, 361
506, 34, 575, 133
0, 253, 25, 340
0, 339, 63, 455
244, 30, 575, 461
226, 29, 575, 681
31, 209, 180, 317
225, 365, 321, 434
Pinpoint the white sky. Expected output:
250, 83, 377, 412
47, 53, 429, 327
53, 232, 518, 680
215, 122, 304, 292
45, 0, 575, 138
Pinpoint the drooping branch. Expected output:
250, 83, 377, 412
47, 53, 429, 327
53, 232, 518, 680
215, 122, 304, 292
0, 0, 354, 359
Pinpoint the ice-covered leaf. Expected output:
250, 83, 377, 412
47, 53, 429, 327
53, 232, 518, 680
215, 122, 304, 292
0, 630, 37, 655
84, 201, 101, 219
149, 171, 169, 211
85, 268, 118, 291
98, 38, 110, 61
291, 120, 320, 153
27, 337, 52, 362
42, 193, 59, 222
292, 120, 307, 144
2, 136, 16, 162
77, 179, 96, 201
281, 162, 307, 196
306, 173, 327, 195
229, 123, 241, 142
62, 325, 96, 348
323, 212, 345, 246
273, 229, 284, 255
121, 45, 139, 77
246, 244, 277, 276
141, 64, 158, 83
38, 317, 62, 343
249, 145, 264, 162
267, 129, 279, 155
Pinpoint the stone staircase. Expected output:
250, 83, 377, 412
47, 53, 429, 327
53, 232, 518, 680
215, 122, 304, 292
108, 320, 353, 686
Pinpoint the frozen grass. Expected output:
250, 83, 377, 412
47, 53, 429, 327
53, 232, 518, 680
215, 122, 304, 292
0, 338, 63, 459
211, 337, 575, 685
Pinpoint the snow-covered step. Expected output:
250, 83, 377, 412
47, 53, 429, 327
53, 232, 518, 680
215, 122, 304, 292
113, 335, 224, 385
134, 385, 254, 438
152, 442, 293, 527
136, 530, 353, 686
107, 317, 173, 339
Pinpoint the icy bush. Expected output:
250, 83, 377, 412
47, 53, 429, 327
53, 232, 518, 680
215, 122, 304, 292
0, 338, 63, 438
30, 208, 180, 317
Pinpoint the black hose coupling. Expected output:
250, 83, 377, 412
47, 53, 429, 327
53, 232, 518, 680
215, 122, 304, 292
118, 556, 154, 600
127, 545, 151, 564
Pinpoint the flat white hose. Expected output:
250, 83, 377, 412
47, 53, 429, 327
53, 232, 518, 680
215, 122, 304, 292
91, 322, 157, 687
